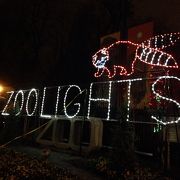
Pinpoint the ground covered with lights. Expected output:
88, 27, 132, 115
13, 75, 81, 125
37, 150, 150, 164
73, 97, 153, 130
0, 145, 177, 180
0, 32, 179, 179
0, 147, 79, 179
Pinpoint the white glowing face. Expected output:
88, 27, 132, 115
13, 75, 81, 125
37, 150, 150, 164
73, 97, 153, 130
94, 56, 108, 68
93, 48, 109, 69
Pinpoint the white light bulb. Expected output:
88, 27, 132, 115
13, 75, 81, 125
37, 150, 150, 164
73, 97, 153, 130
64, 85, 82, 118
26, 88, 38, 116
13, 90, 24, 116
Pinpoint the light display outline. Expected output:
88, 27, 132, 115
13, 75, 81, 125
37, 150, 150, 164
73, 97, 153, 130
25, 88, 38, 116
92, 32, 179, 78
13, 90, 24, 116
1, 32, 180, 126
1, 76, 179, 126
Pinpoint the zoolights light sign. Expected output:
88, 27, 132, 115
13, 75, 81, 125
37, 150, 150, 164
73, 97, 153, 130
1, 33, 180, 126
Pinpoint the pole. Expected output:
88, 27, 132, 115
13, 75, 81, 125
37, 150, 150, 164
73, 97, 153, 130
79, 89, 87, 155
116, 0, 128, 116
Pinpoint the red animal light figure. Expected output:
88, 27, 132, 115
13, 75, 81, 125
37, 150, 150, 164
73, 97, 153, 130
92, 33, 180, 78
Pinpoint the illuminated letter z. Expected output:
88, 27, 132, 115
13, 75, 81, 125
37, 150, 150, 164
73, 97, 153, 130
1, 91, 14, 116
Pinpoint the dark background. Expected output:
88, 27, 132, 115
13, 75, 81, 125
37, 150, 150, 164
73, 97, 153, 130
0, 0, 179, 89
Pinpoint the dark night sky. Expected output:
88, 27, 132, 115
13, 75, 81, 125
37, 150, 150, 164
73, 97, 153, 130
0, 0, 110, 88
0, 0, 179, 89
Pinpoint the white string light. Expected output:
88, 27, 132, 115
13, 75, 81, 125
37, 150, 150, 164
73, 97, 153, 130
139, 45, 146, 60
136, 45, 178, 69
87, 81, 112, 120
116, 78, 143, 83
151, 76, 180, 125
117, 78, 142, 122
144, 48, 152, 62
13, 90, 24, 116
1, 91, 14, 116
126, 81, 132, 122
55, 86, 61, 118
87, 83, 93, 119
1, 75, 179, 125
150, 51, 157, 64
107, 82, 112, 120
142, 32, 180, 50
87, 78, 142, 120
63, 85, 82, 118
40, 87, 51, 119
25, 88, 38, 116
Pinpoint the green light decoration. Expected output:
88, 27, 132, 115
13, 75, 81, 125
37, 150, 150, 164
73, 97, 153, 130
153, 123, 162, 133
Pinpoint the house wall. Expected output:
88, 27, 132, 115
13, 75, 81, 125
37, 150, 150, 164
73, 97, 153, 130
133, 0, 180, 32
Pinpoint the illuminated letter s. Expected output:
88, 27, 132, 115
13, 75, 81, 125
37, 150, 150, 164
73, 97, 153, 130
151, 76, 180, 125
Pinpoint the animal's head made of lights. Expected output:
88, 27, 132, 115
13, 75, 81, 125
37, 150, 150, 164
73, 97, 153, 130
92, 33, 180, 78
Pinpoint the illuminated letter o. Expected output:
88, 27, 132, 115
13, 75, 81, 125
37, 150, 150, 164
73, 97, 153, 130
13, 90, 24, 116
26, 88, 38, 116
